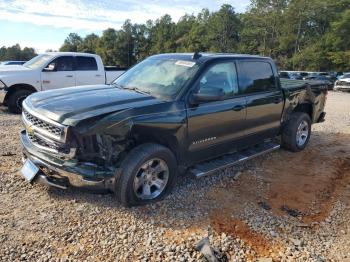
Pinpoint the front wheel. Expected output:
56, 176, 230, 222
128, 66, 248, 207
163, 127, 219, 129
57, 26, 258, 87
282, 112, 312, 152
115, 143, 177, 207
8, 89, 33, 114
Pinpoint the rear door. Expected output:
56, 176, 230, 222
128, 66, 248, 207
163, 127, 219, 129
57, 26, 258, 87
75, 56, 104, 86
41, 56, 76, 90
236, 60, 283, 141
186, 61, 247, 162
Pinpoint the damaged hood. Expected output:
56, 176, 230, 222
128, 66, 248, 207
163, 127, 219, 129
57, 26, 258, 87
24, 85, 160, 126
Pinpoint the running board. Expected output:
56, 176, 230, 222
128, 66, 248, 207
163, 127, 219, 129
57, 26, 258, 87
191, 142, 280, 178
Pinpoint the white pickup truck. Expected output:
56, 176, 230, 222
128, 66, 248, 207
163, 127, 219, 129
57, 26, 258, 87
0, 52, 125, 113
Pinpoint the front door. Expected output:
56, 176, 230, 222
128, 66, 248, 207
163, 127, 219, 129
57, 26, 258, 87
41, 56, 76, 90
186, 61, 247, 163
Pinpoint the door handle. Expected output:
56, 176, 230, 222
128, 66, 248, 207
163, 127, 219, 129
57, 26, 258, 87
95, 74, 102, 77
66, 75, 73, 78
232, 105, 245, 111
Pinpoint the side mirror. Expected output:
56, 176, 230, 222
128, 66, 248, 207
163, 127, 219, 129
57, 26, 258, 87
190, 88, 225, 104
43, 63, 55, 72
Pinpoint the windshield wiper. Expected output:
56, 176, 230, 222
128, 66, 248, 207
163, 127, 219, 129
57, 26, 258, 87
112, 83, 125, 89
123, 86, 151, 95
112, 83, 151, 95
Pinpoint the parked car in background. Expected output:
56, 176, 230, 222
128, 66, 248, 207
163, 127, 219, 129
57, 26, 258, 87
19, 53, 327, 206
289, 72, 303, 80
279, 71, 291, 79
0, 61, 27, 66
304, 75, 334, 90
298, 71, 310, 79
279, 71, 303, 80
336, 72, 350, 80
334, 73, 350, 92
0, 52, 126, 113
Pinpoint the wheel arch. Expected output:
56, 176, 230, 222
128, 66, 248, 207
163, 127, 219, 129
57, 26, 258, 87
131, 133, 180, 165
292, 102, 313, 122
4, 84, 37, 104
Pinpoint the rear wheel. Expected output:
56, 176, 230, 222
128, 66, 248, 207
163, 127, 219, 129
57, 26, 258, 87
282, 112, 311, 152
115, 143, 177, 207
8, 89, 33, 114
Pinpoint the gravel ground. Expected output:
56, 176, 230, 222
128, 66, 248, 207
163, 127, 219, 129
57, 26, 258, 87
0, 91, 349, 262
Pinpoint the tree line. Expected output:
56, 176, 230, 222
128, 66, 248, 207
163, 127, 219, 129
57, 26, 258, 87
0, 44, 36, 61
2, 0, 349, 71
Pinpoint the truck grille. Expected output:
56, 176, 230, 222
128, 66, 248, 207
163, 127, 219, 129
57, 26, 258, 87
27, 133, 65, 152
23, 108, 63, 137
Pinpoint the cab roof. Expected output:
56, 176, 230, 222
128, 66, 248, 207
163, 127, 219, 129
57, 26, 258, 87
150, 52, 272, 63
41, 52, 99, 57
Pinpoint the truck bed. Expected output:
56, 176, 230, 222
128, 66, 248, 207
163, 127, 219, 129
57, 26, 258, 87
281, 78, 326, 89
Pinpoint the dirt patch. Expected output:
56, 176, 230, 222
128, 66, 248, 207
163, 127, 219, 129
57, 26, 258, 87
264, 133, 350, 223
200, 132, 350, 257
163, 226, 206, 245
204, 133, 350, 224
210, 213, 280, 258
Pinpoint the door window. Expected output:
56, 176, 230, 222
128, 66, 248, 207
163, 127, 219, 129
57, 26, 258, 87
198, 62, 238, 99
76, 56, 98, 71
237, 61, 276, 94
47, 56, 74, 71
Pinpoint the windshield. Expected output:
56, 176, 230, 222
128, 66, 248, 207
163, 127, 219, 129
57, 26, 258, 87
23, 54, 53, 69
113, 58, 199, 99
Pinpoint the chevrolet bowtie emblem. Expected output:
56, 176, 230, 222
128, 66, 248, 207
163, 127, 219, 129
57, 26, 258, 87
26, 124, 34, 135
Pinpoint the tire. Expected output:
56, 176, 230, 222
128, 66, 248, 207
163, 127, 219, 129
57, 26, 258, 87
115, 143, 177, 207
8, 89, 33, 114
282, 112, 312, 152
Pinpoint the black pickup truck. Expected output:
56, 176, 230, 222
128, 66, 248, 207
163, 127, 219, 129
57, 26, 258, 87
19, 53, 327, 206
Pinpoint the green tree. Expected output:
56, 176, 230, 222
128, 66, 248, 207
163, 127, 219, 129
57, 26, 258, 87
240, 0, 287, 57
114, 20, 136, 67
59, 33, 83, 52
133, 22, 152, 61
57, 1, 350, 71
0, 44, 36, 61
78, 33, 100, 53
207, 4, 242, 52
96, 28, 119, 66
150, 15, 176, 54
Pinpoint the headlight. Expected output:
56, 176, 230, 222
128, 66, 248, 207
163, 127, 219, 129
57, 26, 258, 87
0, 80, 6, 89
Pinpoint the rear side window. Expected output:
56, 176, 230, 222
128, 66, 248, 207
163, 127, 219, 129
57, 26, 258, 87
237, 61, 276, 94
76, 56, 98, 71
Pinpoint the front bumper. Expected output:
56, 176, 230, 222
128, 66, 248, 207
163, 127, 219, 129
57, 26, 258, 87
334, 85, 350, 91
20, 130, 115, 191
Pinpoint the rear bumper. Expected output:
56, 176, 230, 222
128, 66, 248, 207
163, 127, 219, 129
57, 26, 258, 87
20, 130, 115, 191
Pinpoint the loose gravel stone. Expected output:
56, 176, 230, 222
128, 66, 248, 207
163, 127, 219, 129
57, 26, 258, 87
0, 92, 350, 261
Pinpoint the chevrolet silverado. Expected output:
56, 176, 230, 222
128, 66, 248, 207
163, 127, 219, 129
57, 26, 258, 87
19, 53, 327, 206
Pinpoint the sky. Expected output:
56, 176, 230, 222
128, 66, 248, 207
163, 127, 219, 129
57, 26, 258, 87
0, 0, 251, 53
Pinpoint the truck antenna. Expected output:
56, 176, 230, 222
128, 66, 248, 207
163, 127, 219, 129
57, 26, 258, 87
192, 52, 202, 60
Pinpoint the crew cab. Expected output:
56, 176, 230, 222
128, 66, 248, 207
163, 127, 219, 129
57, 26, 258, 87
19, 53, 327, 206
0, 52, 125, 113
